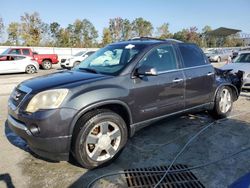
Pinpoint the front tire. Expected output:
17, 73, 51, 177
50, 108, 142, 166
73, 61, 81, 67
25, 65, 36, 74
210, 86, 233, 119
72, 109, 128, 169
217, 57, 221, 63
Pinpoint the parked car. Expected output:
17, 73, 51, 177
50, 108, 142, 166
1, 48, 59, 70
232, 47, 250, 59
205, 49, 232, 62
222, 51, 250, 90
60, 50, 96, 69
0, 54, 39, 74
7, 38, 243, 169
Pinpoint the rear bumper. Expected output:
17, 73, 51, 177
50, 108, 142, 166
7, 115, 71, 161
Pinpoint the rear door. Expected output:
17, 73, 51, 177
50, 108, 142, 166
178, 44, 215, 109
132, 44, 185, 122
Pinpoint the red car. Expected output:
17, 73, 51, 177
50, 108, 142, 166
2, 48, 59, 69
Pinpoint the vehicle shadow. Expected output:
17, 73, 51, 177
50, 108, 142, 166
68, 113, 250, 188
0, 173, 15, 188
4, 121, 58, 163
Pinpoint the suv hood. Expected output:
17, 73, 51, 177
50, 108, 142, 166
19, 70, 109, 92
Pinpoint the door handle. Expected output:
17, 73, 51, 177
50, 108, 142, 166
207, 72, 214, 76
172, 78, 183, 83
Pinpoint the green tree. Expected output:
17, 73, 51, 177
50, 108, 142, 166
201, 25, 215, 47
7, 22, 20, 45
81, 19, 98, 47
156, 23, 172, 39
109, 17, 132, 42
20, 12, 45, 46
122, 19, 132, 40
49, 22, 61, 45
173, 29, 188, 42
131, 17, 153, 37
0, 17, 4, 40
102, 27, 112, 46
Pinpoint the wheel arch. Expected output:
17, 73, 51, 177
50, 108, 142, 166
69, 100, 133, 139
214, 83, 239, 102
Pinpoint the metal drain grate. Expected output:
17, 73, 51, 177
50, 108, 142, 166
124, 164, 205, 188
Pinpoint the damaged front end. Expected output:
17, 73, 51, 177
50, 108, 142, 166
214, 68, 244, 99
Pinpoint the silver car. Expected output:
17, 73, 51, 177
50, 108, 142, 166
0, 54, 39, 74
222, 51, 250, 89
205, 49, 232, 62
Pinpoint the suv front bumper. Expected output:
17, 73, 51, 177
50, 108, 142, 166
7, 105, 78, 161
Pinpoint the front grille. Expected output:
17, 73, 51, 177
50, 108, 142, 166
10, 88, 27, 107
244, 83, 250, 86
61, 59, 66, 63
124, 164, 204, 188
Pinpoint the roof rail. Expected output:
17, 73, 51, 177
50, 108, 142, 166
128, 37, 165, 41
128, 37, 183, 43
164, 39, 184, 43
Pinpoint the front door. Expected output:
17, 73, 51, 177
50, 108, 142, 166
131, 44, 185, 123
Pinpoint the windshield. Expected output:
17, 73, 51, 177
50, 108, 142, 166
73, 51, 86, 56
234, 53, 250, 63
1, 48, 10, 55
74, 43, 145, 75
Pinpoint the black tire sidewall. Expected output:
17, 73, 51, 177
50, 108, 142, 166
73, 111, 128, 169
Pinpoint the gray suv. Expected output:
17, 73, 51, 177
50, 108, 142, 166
7, 38, 242, 169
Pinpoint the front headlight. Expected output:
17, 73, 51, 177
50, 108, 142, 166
26, 89, 68, 113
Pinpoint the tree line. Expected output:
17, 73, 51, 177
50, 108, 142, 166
0, 12, 244, 48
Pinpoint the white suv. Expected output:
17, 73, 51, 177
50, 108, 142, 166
60, 51, 96, 69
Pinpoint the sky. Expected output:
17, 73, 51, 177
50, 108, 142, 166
1, 0, 250, 39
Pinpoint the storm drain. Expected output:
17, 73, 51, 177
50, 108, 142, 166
124, 164, 205, 188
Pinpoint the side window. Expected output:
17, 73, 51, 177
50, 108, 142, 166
85, 51, 95, 56
22, 49, 30, 55
14, 56, 25, 60
139, 45, 177, 72
9, 49, 21, 55
179, 44, 206, 68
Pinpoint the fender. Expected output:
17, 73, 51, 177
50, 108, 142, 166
213, 83, 239, 101
68, 100, 133, 136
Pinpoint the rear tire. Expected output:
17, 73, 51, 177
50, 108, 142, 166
25, 65, 36, 74
73, 61, 80, 67
210, 86, 233, 119
42, 60, 52, 70
72, 109, 128, 169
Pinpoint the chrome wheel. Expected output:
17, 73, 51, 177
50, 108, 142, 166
219, 88, 232, 113
26, 65, 36, 74
85, 121, 121, 162
42, 61, 52, 69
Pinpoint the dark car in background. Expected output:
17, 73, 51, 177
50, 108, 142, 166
7, 38, 243, 169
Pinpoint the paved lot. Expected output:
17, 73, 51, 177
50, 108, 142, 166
1, 62, 250, 188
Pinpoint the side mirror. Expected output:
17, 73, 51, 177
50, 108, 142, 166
136, 65, 158, 76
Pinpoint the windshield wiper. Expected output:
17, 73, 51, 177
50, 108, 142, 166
78, 68, 99, 74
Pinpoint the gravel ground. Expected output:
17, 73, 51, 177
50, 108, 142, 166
1, 62, 250, 188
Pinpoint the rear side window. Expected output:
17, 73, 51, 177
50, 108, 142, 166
179, 44, 206, 68
10, 49, 21, 55
22, 49, 30, 55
